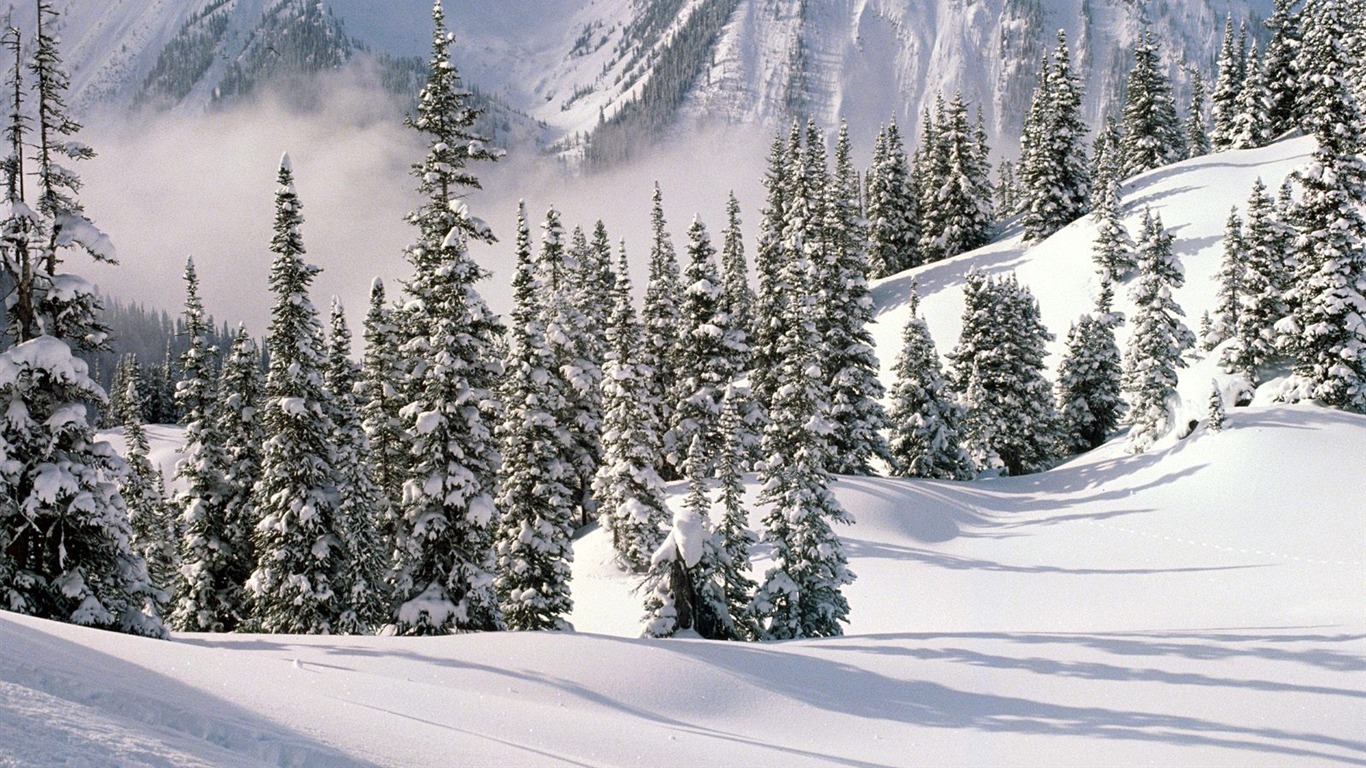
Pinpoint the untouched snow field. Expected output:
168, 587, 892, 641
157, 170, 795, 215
2, 139, 1363, 766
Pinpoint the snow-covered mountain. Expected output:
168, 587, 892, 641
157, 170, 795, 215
22, 0, 1269, 159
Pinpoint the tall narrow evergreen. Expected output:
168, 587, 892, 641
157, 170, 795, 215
120, 376, 175, 617
1124, 210, 1195, 452
750, 130, 792, 425
888, 288, 975, 479
667, 217, 730, 474
1224, 179, 1289, 379
1207, 207, 1245, 352
921, 94, 993, 261
641, 183, 684, 479
205, 326, 262, 626
865, 119, 918, 277
719, 191, 754, 378
594, 242, 670, 572
714, 384, 758, 639
389, 0, 504, 634
1211, 16, 1247, 151
1120, 31, 1185, 176
1090, 116, 1136, 281
1185, 70, 1212, 159
1263, 0, 1303, 136
1231, 41, 1273, 149
1056, 282, 1125, 453
495, 204, 574, 631
358, 278, 404, 552
824, 121, 891, 475
1020, 32, 1090, 241
247, 156, 346, 634
325, 300, 388, 634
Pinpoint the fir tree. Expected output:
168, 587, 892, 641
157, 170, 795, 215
1208, 207, 1245, 351
750, 131, 791, 428
824, 121, 890, 475
325, 300, 387, 634
358, 278, 404, 554
667, 216, 730, 474
1211, 16, 1246, 151
1124, 210, 1195, 452
0, 6, 163, 638
120, 376, 175, 617
1120, 30, 1185, 176
1285, 0, 1366, 411
389, 1, 504, 634
887, 288, 975, 479
1020, 33, 1090, 241
593, 242, 670, 572
495, 204, 574, 631
1090, 115, 1136, 282
995, 158, 1020, 217
1224, 179, 1289, 379
1231, 41, 1273, 149
1056, 282, 1125, 453
642, 435, 730, 639
1263, 0, 1303, 136
719, 191, 754, 380
1207, 379, 1227, 432
247, 156, 346, 634
921, 94, 993, 261
1185, 70, 1212, 159
641, 183, 684, 479
865, 119, 918, 277
714, 384, 758, 639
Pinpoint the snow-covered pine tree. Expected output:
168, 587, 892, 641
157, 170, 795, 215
995, 159, 1020, 217
1207, 379, 1227, 431
1056, 281, 1126, 453
1285, 0, 1366, 411
642, 435, 730, 639
865, 119, 918, 277
389, 0, 504, 634
887, 287, 975, 479
714, 384, 758, 639
358, 278, 404, 554
324, 300, 387, 634
1020, 32, 1090, 242
1224, 179, 1289, 380
719, 190, 754, 378
749, 131, 789, 428
1263, 0, 1303, 137
593, 240, 670, 572
1185, 70, 1212, 159
921, 94, 993, 261
1211, 16, 1247, 151
1231, 41, 1273, 149
1090, 116, 1137, 282
666, 216, 729, 475
120, 376, 175, 616
246, 156, 346, 634
1124, 209, 1195, 452
641, 183, 684, 479
823, 121, 891, 476
0, 6, 163, 638
1207, 207, 1245, 352
494, 203, 574, 631
1120, 30, 1186, 176
749, 214, 854, 640
950, 271, 1061, 475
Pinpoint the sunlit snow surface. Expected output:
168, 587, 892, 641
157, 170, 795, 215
4, 138, 1363, 766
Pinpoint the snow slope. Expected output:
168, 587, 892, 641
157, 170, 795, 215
4, 403, 1364, 766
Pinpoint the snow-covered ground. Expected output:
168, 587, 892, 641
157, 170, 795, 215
4, 137, 1363, 766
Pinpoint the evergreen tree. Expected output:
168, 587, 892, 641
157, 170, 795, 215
0, 6, 163, 638
1207, 379, 1227, 431
1208, 206, 1246, 351
1120, 31, 1185, 176
1211, 16, 1247, 151
1285, 0, 1366, 411
641, 183, 684, 479
887, 288, 975, 479
995, 158, 1020, 217
865, 119, 918, 277
921, 94, 993, 261
1224, 179, 1289, 379
824, 121, 890, 475
593, 242, 670, 572
120, 376, 175, 617
950, 271, 1061, 475
324, 300, 387, 634
246, 156, 346, 634
1090, 116, 1136, 281
1056, 282, 1125, 453
358, 278, 404, 554
1185, 70, 1212, 159
642, 435, 730, 639
749, 208, 853, 640
750, 131, 791, 428
1020, 33, 1090, 241
495, 204, 574, 631
1263, 0, 1303, 136
667, 216, 730, 474
719, 190, 754, 378
714, 384, 758, 639
389, 1, 504, 634
1231, 41, 1273, 149
1124, 210, 1195, 452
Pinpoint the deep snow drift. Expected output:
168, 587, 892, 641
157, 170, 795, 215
2, 137, 1363, 767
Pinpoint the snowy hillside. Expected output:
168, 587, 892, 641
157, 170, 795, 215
4, 402, 1363, 766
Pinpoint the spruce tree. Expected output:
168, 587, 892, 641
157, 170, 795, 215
1263, 0, 1303, 136
887, 288, 975, 479
642, 435, 730, 639
389, 1, 504, 634
1231, 41, 1273, 149
1091, 115, 1136, 282
1211, 16, 1246, 151
1056, 282, 1125, 453
641, 183, 684, 479
1124, 210, 1195, 452
714, 384, 758, 639
1285, 0, 1366, 411
667, 216, 730, 474
865, 119, 918, 277
1185, 70, 1212, 159
921, 94, 993, 261
247, 156, 347, 634
593, 242, 669, 572
1208, 207, 1245, 351
1207, 379, 1227, 431
120, 376, 175, 617
750, 131, 791, 428
1224, 179, 1289, 379
495, 204, 574, 631
719, 191, 754, 379
824, 121, 891, 475
1020, 32, 1090, 241
324, 300, 388, 634
1120, 31, 1185, 176
358, 278, 404, 554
